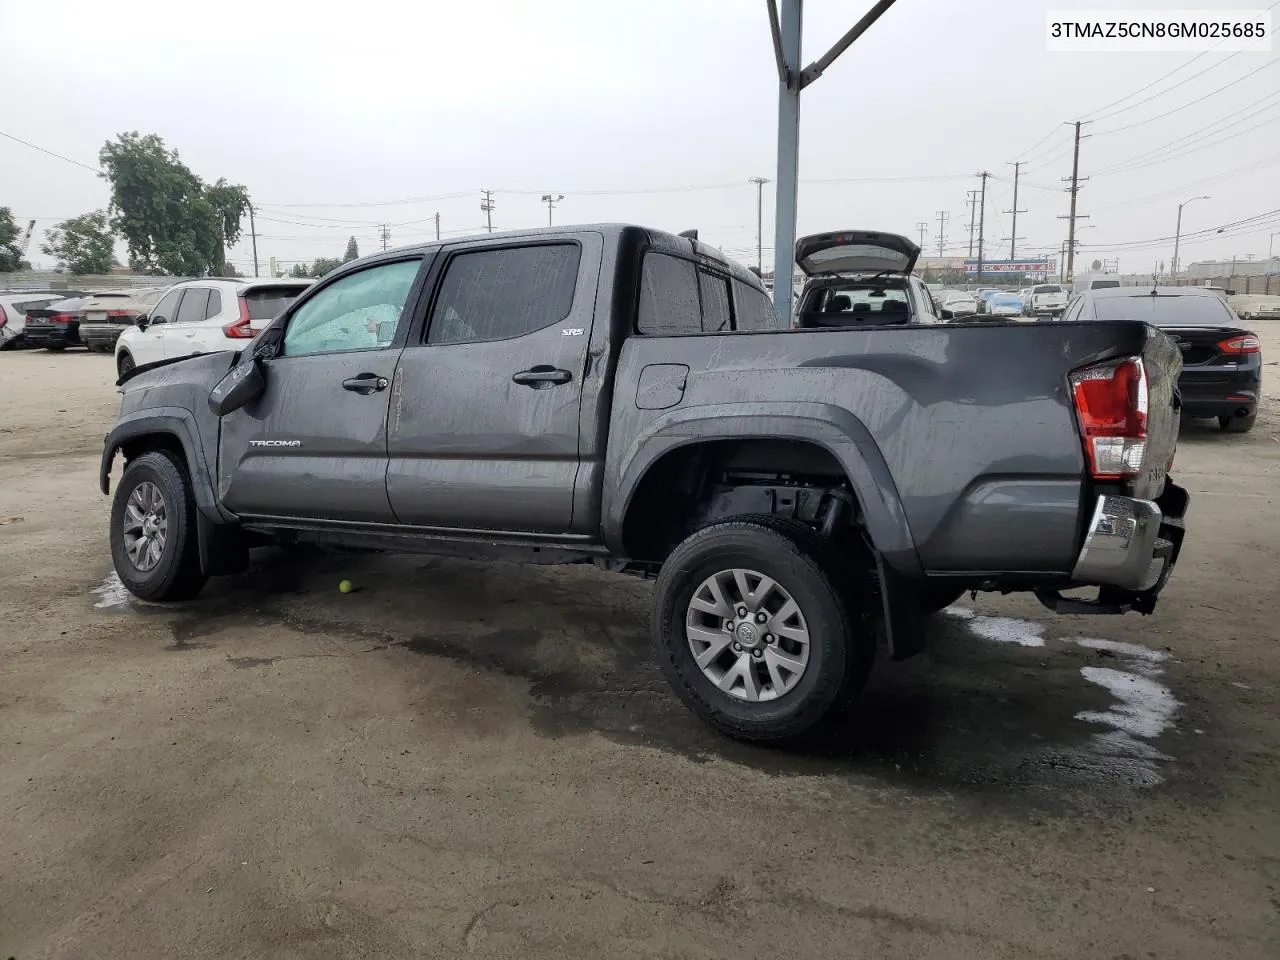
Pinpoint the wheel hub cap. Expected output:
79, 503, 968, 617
121, 481, 168, 572
685, 567, 811, 703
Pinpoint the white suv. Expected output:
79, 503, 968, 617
115, 278, 313, 376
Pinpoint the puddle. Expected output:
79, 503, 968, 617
90, 572, 130, 610
948, 607, 1182, 787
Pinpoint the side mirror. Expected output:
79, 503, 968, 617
136, 317, 150, 331
208, 356, 266, 417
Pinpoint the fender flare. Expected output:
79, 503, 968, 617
604, 401, 922, 579
100, 407, 236, 525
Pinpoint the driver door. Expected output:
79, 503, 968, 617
217, 257, 426, 522
131, 287, 185, 366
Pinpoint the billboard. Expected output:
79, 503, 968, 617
964, 258, 1055, 276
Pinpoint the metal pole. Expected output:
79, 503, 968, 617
1065, 121, 1082, 282
749, 177, 769, 274
1172, 205, 1184, 277
770, 0, 802, 327
434, 212, 440, 241
248, 204, 259, 278
976, 172, 988, 283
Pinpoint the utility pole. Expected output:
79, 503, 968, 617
1005, 160, 1027, 260
1060, 120, 1090, 283
1059, 241, 1067, 282
935, 210, 949, 258
976, 171, 990, 283
434, 212, 440, 241
1172, 195, 1210, 276
749, 176, 770, 273
916, 220, 928, 251
965, 190, 979, 257
378, 225, 390, 251
541, 193, 564, 226
480, 190, 495, 233
248, 204, 259, 278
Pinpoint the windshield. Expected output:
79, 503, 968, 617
992, 294, 1022, 307
1092, 295, 1236, 326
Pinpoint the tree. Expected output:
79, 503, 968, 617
98, 132, 250, 276
343, 236, 359, 262
41, 210, 117, 274
310, 257, 342, 277
1090, 258, 1103, 272
288, 263, 310, 278
0, 207, 26, 272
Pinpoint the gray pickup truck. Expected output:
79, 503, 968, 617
101, 225, 1189, 743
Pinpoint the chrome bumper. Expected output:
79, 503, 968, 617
1072, 495, 1168, 591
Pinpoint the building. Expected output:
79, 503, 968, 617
1185, 258, 1280, 279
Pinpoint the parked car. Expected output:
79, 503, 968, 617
1024, 283, 1068, 318
115, 278, 313, 376
938, 290, 978, 319
0, 291, 86, 349
986, 292, 1024, 317
1071, 275, 1122, 295
1227, 293, 1280, 321
79, 289, 170, 353
792, 231, 940, 327
101, 223, 1189, 744
1063, 285, 1260, 433
21, 295, 100, 350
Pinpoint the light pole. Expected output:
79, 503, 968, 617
748, 177, 770, 274
1269, 231, 1279, 262
541, 194, 564, 226
1172, 195, 1210, 277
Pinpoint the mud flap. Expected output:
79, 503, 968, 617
197, 513, 250, 577
876, 556, 928, 660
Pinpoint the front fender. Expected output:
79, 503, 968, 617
604, 401, 921, 578
100, 407, 235, 524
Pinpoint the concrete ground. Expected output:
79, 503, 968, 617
0, 329, 1277, 960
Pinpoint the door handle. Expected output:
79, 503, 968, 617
512, 365, 572, 389
342, 373, 389, 394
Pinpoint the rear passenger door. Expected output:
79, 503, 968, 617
386, 234, 601, 533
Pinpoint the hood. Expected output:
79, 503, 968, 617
795, 230, 920, 277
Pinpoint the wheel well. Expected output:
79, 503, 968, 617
120, 432, 187, 473
621, 439, 865, 563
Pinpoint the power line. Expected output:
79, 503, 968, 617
1092, 61, 1280, 137
0, 130, 99, 173
1094, 109, 1280, 177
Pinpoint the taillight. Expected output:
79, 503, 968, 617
48, 312, 75, 324
105, 310, 135, 318
222, 298, 255, 339
1217, 334, 1260, 354
1070, 357, 1148, 480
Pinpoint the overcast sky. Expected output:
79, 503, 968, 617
4, 0, 1278, 274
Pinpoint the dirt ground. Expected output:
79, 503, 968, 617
1, 328, 1277, 960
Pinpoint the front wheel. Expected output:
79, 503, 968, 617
652, 518, 873, 744
109, 450, 207, 601
117, 352, 135, 377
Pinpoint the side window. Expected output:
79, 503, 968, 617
149, 289, 184, 324
283, 259, 420, 358
205, 290, 222, 319
637, 253, 700, 335
732, 280, 778, 331
427, 243, 581, 345
698, 271, 732, 332
176, 288, 209, 324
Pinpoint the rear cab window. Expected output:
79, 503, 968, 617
636, 251, 767, 335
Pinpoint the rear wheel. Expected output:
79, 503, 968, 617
1220, 413, 1256, 433
109, 450, 207, 601
652, 517, 874, 744
45, 345, 65, 352
117, 352, 135, 377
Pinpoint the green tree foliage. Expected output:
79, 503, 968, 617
1091, 259, 1103, 272
288, 263, 310, 278
343, 236, 359, 262
98, 132, 250, 276
0, 207, 27, 272
310, 257, 342, 278
41, 210, 117, 275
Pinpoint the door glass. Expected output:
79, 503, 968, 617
732, 280, 777, 331
176, 289, 209, 323
637, 253, 699, 335
205, 290, 223, 319
427, 244, 580, 345
698, 271, 732, 332
149, 289, 183, 324
283, 260, 420, 357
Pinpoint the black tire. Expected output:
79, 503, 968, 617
920, 584, 966, 615
45, 345, 65, 352
652, 516, 874, 744
109, 450, 207, 602
117, 352, 135, 378
1219, 413, 1256, 434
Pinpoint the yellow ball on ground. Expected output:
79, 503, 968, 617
338, 579, 354, 594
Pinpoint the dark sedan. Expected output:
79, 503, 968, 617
21, 295, 98, 350
1062, 285, 1261, 433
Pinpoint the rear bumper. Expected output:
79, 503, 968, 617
80, 324, 126, 347
1178, 366, 1261, 418
1038, 481, 1189, 615
23, 323, 77, 347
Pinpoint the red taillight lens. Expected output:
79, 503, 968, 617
1070, 357, 1148, 480
105, 310, 135, 318
1217, 334, 1260, 354
222, 298, 257, 339
48, 312, 75, 324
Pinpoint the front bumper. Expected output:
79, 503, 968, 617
1037, 481, 1189, 615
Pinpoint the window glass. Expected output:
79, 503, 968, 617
1092, 295, 1235, 325
205, 290, 222, 319
428, 244, 580, 345
637, 253, 700, 335
283, 259, 420, 357
150, 289, 184, 324
175, 289, 209, 324
243, 285, 308, 320
732, 280, 777, 331
698, 271, 732, 332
